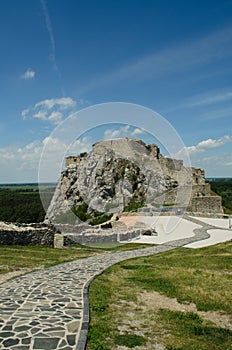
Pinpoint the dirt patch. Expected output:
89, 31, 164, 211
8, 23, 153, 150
112, 299, 166, 350
138, 291, 232, 331
119, 215, 143, 227
111, 291, 231, 349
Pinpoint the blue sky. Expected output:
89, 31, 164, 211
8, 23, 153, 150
0, 0, 232, 182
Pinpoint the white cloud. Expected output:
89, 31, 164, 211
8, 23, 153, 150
186, 135, 232, 155
47, 111, 63, 124
35, 97, 76, 110
131, 128, 144, 136
21, 68, 35, 80
68, 137, 92, 155
22, 97, 77, 125
0, 136, 91, 183
175, 135, 232, 167
104, 125, 145, 140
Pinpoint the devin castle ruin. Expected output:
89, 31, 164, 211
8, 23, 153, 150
46, 138, 223, 223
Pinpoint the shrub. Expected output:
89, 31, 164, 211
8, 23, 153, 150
89, 213, 113, 226
124, 202, 145, 212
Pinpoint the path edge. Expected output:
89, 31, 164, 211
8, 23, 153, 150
75, 269, 105, 350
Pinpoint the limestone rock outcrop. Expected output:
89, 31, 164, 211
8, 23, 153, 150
45, 138, 223, 223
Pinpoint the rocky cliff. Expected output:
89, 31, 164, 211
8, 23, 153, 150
45, 138, 223, 223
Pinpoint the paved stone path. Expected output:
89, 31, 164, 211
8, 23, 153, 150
0, 217, 230, 350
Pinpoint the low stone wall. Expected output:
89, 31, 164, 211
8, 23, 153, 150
0, 222, 56, 246
54, 223, 89, 234
186, 212, 229, 219
64, 228, 141, 245
119, 229, 141, 241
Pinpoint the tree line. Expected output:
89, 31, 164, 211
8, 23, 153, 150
0, 188, 54, 223
207, 178, 232, 214
0, 179, 231, 223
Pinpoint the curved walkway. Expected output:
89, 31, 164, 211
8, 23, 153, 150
0, 217, 230, 350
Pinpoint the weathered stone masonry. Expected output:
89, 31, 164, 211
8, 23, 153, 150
0, 222, 56, 246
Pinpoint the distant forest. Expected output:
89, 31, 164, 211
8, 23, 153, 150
207, 178, 232, 214
0, 179, 231, 223
0, 184, 55, 223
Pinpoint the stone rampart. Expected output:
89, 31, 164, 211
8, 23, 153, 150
188, 196, 223, 214
191, 183, 211, 197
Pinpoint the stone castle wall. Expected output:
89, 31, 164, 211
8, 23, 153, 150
188, 196, 223, 214
191, 183, 211, 197
159, 156, 183, 171
66, 156, 81, 167
191, 168, 205, 185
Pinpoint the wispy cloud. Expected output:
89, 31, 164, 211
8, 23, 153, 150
196, 153, 232, 173
166, 91, 232, 113
40, 0, 59, 72
225, 162, 232, 166
21, 68, 35, 80
103, 125, 145, 140
186, 91, 232, 108
79, 26, 232, 94
22, 97, 79, 125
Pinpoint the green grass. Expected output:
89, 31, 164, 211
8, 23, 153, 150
114, 334, 146, 348
0, 245, 94, 273
155, 309, 232, 349
89, 213, 113, 226
87, 241, 232, 350
124, 202, 145, 212
0, 243, 151, 276
80, 242, 152, 251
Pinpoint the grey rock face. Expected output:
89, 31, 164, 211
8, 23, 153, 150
46, 139, 189, 222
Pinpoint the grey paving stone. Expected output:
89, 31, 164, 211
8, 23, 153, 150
0, 331, 15, 338
33, 337, 60, 349
66, 334, 76, 346
21, 337, 31, 344
2, 338, 20, 347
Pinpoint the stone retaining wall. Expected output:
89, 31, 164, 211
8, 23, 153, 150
0, 222, 56, 246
